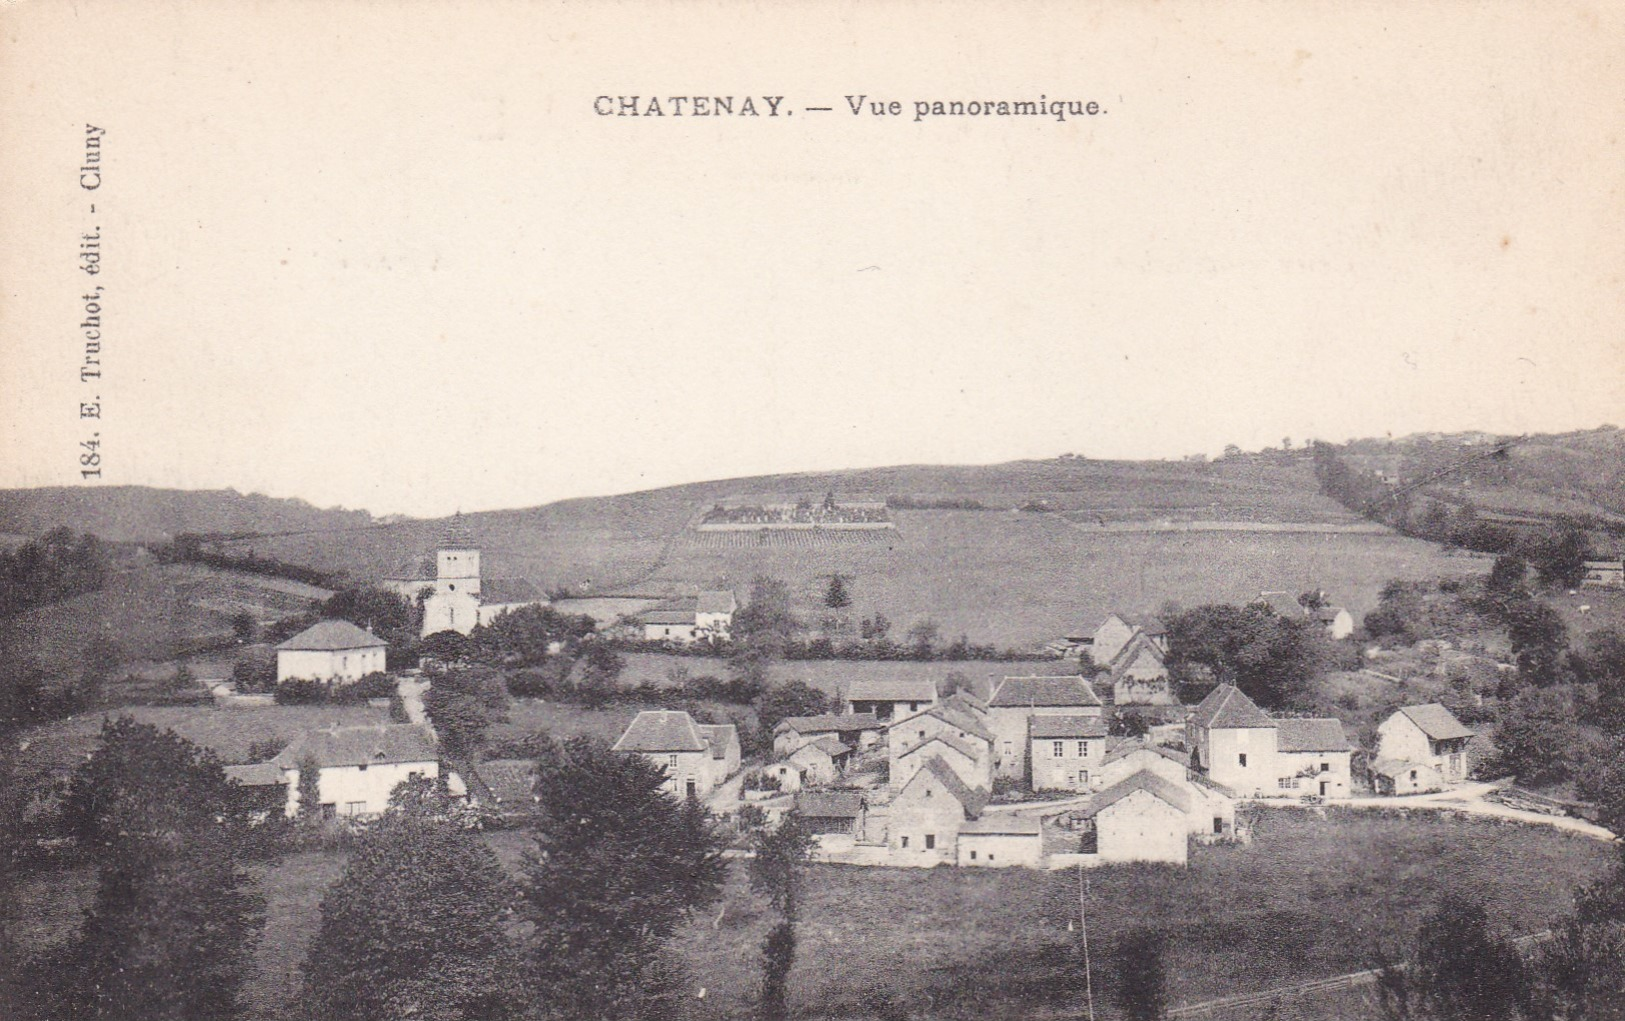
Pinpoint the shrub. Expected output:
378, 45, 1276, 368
275, 678, 330, 705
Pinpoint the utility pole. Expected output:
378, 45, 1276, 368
1079, 863, 1096, 1021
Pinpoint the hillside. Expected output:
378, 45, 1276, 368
0, 486, 375, 544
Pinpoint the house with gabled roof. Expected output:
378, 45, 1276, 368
885, 755, 989, 864
956, 814, 1043, 868
772, 713, 883, 757
1186, 684, 1353, 798
795, 790, 866, 836
845, 677, 937, 722
234, 723, 458, 819
1090, 613, 1169, 666
1084, 770, 1192, 864
275, 620, 387, 683
1029, 715, 1109, 791
786, 735, 851, 785
612, 710, 738, 798
641, 590, 738, 643
1375, 703, 1474, 789
1313, 605, 1356, 640
988, 675, 1103, 780
1108, 631, 1177, 706
893, 730, 989, 792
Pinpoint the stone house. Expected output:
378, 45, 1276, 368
1108, 632, 1177, 706
1086, 770, 1191, 865
1186, 685, 1352, 799
1371, 758, 1447, 795
612, 710, 739, 798
640, 590, 738, 643
275, 620, 387, 684
893, 732, 988, 792
988, 675, 1104, 779
786, 736, 851, 784
887, 702, 994, 790
846, 678, 938, 722
886, 756, 989, 864
1375, 703, 1474, 787
772, 713, 882, 757
956, 815, 1043, 868
1090, 613, 1169, 667
239, 724, 457, 819
1028, 715, 1109, 791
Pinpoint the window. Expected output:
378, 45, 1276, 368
1053, 741, 1065, 757
1278, 777, 1293, 790
925, 788, 932, 798
1003, 741, 1013, 756
321, 803, 337, 820
345, 801, 366, 816
1238, 753, 1248, 767
1079, 770, 1089, 786
919, 729, 927, 739
901, 835, 909, 849
909, 702, 920, 712
1213, 817, 1224, 834
969, 850, 978, 860
668, 754, 678, 769
1410, 769, 1418, 781
1320, 762, 1330, 773
924, 834, 936, 850
1078, 741, 1088, 757
357, 762, 368, 772
988, 854, 995, 861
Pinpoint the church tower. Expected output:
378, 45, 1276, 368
434, 513, 481, 599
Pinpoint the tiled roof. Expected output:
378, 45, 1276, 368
945, 690, 988, 713
896, 731, 983, 764
847, 678, 939, 703
913, 756, 989, 817
1109, 636, 1168, 676
890, 703, 994, 743
795, 791, 865, 819
477, 758, 539, 805
612, 710, 706, 753
1371, 757, 1443, 779
481, 578, 543, 604
1276, 717, 1352, 752
643, 607, 698, 626
224, 762, 287, 786
271, 724, 438, 769
695, 590, 737, 615
276, 619, 387, 652
775, 713, 881, 735
805, 735, 850, 757
959, 815, 1042, 835
1397, 704, 1475, 741
697, 723, 739, 759
1188, 685, 1274, 730
1101, 739, 1189, 767
1088, 769, 1191, 816
1030, 715, 1109, 739
990, 676, 1102, 708
439, 513, 477, 549
1254, 591, 1304, 618
1118, 614, 1168, 636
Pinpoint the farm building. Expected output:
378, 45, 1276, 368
1028, 715, 1108, 791
612, 710, 739, 798
893, 730, 989, 792
1374, 703, 1474, 789
887, 701, 995, 789
795, 791, 867, 836
235, 723, 459, 819
989, 675, 1103, 779
1583, 560, 1624, 588
846, 677, 938, 722
1089, 613, 1168, 667
275, 619, 387, 683
772, 713, 883, 756
640, 590, 738, 643
1314, 605, 1356, 640
956, 815, 1043, 868
766, 761, 806, 792
1371, 758, 1448, 795
1086, 770, 1192, 865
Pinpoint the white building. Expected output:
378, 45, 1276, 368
987, 675, 1104, 779
640, 590, 738, 643
1186, 685, 1353, 799
1087, 770, 1192, 865
385, 517, 548, 636
224, 724, 457, 819
1374, 703, 1474, 792
845, 677, 938, 722
275, 620, 387, 683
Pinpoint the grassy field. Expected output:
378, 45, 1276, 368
617, 652, 1042, 702
8, 807, 1606, 1021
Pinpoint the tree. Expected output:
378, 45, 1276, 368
749, 815, 815, 1021
522, 737, 727, 1018
1488, 554, 1529, 596
1377, 895, 1538, 1021
322, 585, 415, 643
468, 604, 595, 667
298, 790, 521, 1021
230, 611, 257, 644
906, 619, 941, 660
731, 576, 799, 685
1164, 605, 1320, 708
575, 643, 625, 709
753, 681, 832, 740
75, 635, 122, 709
46, 719, 265, 1021
823, 574, 851, 610
296, 752, 324, 825
1504, 600, 1569, 686
1491, 687, 1582, 787
1526, 526, 1592, 590
420, 629, 470, 664
423, 666, 509, 762
1114, 929, 1169, 1021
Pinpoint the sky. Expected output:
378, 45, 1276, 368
3, 1, 1621, 518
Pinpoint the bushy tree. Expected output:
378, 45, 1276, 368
298, 787, 521, 1021
1488, 554, 1529, 596
753, 681, 833, 740
1525, 526, 1592, 590
1491, 687, 1582, 786
468, 605, 595, 667
749, 815, 815, 1021
423, 666, 508, 762
575, 643, 625, 708
731, 576, 799, 683
1164, 604, 1320, 708
522, 737, 727, 1018
823, 574, 851, 609
1376, 896, 1538, 1021
42, 719, 265, 1021
1504, 600, 1569, 686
